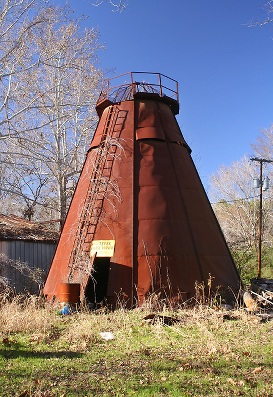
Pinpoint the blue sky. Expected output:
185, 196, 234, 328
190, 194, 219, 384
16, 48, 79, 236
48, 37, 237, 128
57, 0, 273, 191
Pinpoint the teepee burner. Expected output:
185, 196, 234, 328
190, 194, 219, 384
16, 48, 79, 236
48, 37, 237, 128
44, 72, 241, 308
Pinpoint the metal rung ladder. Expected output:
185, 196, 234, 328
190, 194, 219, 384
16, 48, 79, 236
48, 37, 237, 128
67, 106, 127, 283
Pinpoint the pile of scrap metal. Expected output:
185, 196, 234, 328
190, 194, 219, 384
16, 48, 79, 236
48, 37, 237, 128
243, 278, 273, 317
251, 278, 273, 307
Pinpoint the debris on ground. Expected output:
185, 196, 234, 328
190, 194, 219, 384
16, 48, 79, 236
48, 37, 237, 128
100, 332, 115, 341
142, 313, 181, 326
251, 278, 273, 307
241, 278, 273, 321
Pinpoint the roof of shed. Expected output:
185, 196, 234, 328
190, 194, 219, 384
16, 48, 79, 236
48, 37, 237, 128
0, 214, 59, 242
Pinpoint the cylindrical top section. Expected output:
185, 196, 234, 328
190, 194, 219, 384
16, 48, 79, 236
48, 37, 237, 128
96, 72, 179, 116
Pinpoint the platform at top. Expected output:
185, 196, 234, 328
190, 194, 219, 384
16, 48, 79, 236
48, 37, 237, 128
96, 72, 179, 117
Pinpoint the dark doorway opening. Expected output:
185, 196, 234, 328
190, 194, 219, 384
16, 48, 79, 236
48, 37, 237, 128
85, 257, 110, 306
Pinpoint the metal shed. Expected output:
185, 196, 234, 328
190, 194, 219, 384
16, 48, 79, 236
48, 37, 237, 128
0, 214, 58, 294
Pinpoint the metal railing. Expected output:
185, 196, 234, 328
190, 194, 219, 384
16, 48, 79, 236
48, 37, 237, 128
97, 72, 179, 105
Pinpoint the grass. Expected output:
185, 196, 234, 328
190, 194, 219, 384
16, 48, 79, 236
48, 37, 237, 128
0, 294, 272, 397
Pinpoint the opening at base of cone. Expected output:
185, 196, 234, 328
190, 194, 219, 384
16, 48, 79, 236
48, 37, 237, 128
85, 257, 110, 307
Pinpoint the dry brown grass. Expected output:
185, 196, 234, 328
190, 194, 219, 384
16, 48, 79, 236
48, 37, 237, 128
0, 292, 56, 335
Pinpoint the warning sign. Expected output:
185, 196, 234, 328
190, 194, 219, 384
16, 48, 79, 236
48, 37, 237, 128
90, 240, 115, 258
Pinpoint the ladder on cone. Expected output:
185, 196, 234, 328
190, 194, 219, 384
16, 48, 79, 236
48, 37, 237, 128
67, 105, 127, 287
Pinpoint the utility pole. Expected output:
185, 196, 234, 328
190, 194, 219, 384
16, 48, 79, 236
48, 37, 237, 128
251, 157, 273, 278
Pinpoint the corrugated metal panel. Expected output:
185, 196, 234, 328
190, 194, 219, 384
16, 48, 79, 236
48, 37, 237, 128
7, 240, 55, 270
0, 240, 56, 293
0, 240, 8, 256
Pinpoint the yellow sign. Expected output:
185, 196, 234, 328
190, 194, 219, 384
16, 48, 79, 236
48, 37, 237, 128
90, 240, 115, 258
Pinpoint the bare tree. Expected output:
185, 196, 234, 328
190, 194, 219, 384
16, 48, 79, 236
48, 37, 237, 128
0, 146, 49, 219
251, 125, 273, 161
0, 0, 49, 137
209, 156, 272, 250
0, 0, 51, 218
18, 12, 103, 227
0, 2, 104, 228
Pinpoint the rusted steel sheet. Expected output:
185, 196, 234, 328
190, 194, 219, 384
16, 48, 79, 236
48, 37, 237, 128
44, 74, 241, 307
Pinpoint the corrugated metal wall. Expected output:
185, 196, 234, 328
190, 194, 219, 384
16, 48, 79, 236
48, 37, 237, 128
0, 240, 56, 294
